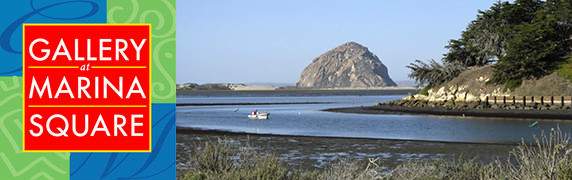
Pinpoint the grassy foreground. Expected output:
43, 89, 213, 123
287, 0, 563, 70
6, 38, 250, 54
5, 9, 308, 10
180, 129, 572, 180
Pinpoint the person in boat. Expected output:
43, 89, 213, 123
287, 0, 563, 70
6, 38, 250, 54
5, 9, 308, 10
251, 110, 257, 115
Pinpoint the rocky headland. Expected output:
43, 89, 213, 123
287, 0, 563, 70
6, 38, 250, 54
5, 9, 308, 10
297, 42, 397, 88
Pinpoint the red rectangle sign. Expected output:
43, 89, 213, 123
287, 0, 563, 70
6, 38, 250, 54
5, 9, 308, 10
23, 24, 151, 152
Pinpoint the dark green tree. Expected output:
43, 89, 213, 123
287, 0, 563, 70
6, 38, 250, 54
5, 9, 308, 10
443, 0, 543, 67
409, 0, 571, 88
443, 39, 491, 67
407, 60, 465, 86
492, 0, 572, 85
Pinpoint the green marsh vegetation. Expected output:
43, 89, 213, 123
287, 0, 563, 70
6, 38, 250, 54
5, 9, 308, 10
181, 128, 572, 180
557, 57, 572, 81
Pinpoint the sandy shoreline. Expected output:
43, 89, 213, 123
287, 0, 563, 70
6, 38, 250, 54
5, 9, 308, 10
324, 104, 572, 120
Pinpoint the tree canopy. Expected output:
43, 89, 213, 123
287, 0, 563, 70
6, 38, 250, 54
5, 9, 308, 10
408, 0, 572, 87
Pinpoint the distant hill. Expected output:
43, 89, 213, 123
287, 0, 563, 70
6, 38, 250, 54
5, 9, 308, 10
176, 83, 232, 91
176, 83, 279, 91
394, 80, 417, 87
297, 42, 396, 88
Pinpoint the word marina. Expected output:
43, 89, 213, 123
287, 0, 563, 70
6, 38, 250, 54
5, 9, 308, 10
28, 76, 146, 99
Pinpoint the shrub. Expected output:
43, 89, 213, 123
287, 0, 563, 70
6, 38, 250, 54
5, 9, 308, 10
504, 79, 523, 90
386, 128, 572, 180
190, 141, 234, 175
557, 57, 572, 81
500, 128, 572, 180
181, 140, 290, 180
182, 128, 572, 180
418, 86, 431, 96
316, 158, 371, 180
180, 140, 382, 180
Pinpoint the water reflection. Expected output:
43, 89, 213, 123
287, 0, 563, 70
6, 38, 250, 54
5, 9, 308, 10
176, 95, 572, 144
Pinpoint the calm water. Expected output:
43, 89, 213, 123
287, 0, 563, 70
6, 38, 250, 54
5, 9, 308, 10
176, 94, 572, 144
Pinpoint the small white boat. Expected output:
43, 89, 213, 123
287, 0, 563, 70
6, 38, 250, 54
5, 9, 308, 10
248, 111, 269, 120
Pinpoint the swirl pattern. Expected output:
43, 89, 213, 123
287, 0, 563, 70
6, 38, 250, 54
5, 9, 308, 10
0, 77, 69, 180
107, 0, 176, 103
0, 0, 105, 76
70, 0, 177, 179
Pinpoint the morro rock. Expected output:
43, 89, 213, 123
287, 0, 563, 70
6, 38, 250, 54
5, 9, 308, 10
297, 42, 397, 88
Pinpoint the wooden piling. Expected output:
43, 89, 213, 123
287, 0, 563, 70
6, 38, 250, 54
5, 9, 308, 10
513, 96, 516, 104
551, 96, 554, 105
531, 96, 535, 104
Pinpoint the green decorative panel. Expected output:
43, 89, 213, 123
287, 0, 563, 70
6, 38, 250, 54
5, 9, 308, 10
0, 77, 69, 180
108, 0, 177, 103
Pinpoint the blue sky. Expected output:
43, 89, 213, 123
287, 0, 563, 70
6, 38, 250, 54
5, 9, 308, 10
177, 0, 502, 84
